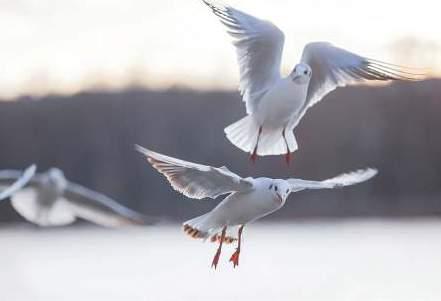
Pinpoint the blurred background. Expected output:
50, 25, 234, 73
1, 1, 440, 300
0, 0, 439, 221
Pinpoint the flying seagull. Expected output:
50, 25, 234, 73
0, 166, 152, 227
202, 0, 424, 164
136, 145, 377, 269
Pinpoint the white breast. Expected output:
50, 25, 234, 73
207, 181, 284, 227
255, 78, 308, 129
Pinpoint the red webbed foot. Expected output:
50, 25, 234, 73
229, 248, 240, 268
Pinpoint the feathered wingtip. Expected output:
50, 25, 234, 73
0, 164, 37, 202
364, 58, 429, 81
23, 164, 37, 177
135, 144, 149, 157
135, 144, 159, 166
202, 0, 226, 10
201, 0, 233, 22
326, 168, 378, 188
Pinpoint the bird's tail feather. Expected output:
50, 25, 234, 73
224, 116, 259, 153
183, 214, 236, 243
258, 128, 298, 156
225, 116, 298, 156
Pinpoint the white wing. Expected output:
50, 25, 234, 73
203, 0, 285, 114
136, 145, 252, 200
11, 189, 77, 227
63, 182, 155, 227
0, 164, 36, 201
288, 168, 377, 192
301, 42, 424, 110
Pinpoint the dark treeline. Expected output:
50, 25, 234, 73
0, 80, 440, 222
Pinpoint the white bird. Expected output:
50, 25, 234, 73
0, 166, 152, 227
136, 145, 377, 269
202, 0, 424, 164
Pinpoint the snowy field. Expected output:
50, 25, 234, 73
1, 220, 441, 301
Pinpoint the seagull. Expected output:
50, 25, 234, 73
0, 166, 152, 227
202, 0, 424, 164
136, 145, 377, 269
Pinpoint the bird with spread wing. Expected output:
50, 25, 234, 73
137, 145, 377, 269
202, 0, 424, 164
0, 166, 153, 227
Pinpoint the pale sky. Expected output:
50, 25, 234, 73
0, 0, 439, 99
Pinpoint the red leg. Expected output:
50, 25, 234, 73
250, 127, 263, 164
229, 225, 244, 268
282, 129, 292, 166
211, 226, 227, 269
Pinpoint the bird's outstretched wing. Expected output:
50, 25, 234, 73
136, 145, 253, 200
288, 168, 377, 192
63, 182, 155, 227
301, 42, 425, 110
203, 0, 285, 114
0, 164, 37, 201
11, 190, 77, 227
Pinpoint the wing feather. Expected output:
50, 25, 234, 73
0, 164, 37, 201
301, 42, 425, 110
136, 145, 252, 199
64, 182, 153, 227
203, 0, 285, 114
288, 168, 377, 191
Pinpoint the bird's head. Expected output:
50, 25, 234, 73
44, 168, 68, 192
268, 179, 291, 204
290, 63, 312, 84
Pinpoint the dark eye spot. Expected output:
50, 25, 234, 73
304, 70, 308, 75
275, 186, 278, 191
269, 184, 273, 190
286, 189, 289, 193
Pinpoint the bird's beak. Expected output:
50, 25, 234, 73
275, 192, 283, 203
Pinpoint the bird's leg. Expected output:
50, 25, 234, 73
211, 226, 227, 269
229, 225, 244, 268
250, 126, 263, 163
282, 128, 291, 166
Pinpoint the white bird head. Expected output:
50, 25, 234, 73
43, 168, 68, 192
290, 63, 312, 84
268, 179, 291, 204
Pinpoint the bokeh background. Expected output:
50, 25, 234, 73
1, 81, 441, 222
1, 1, 441, 300
0, 0, 439, 222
